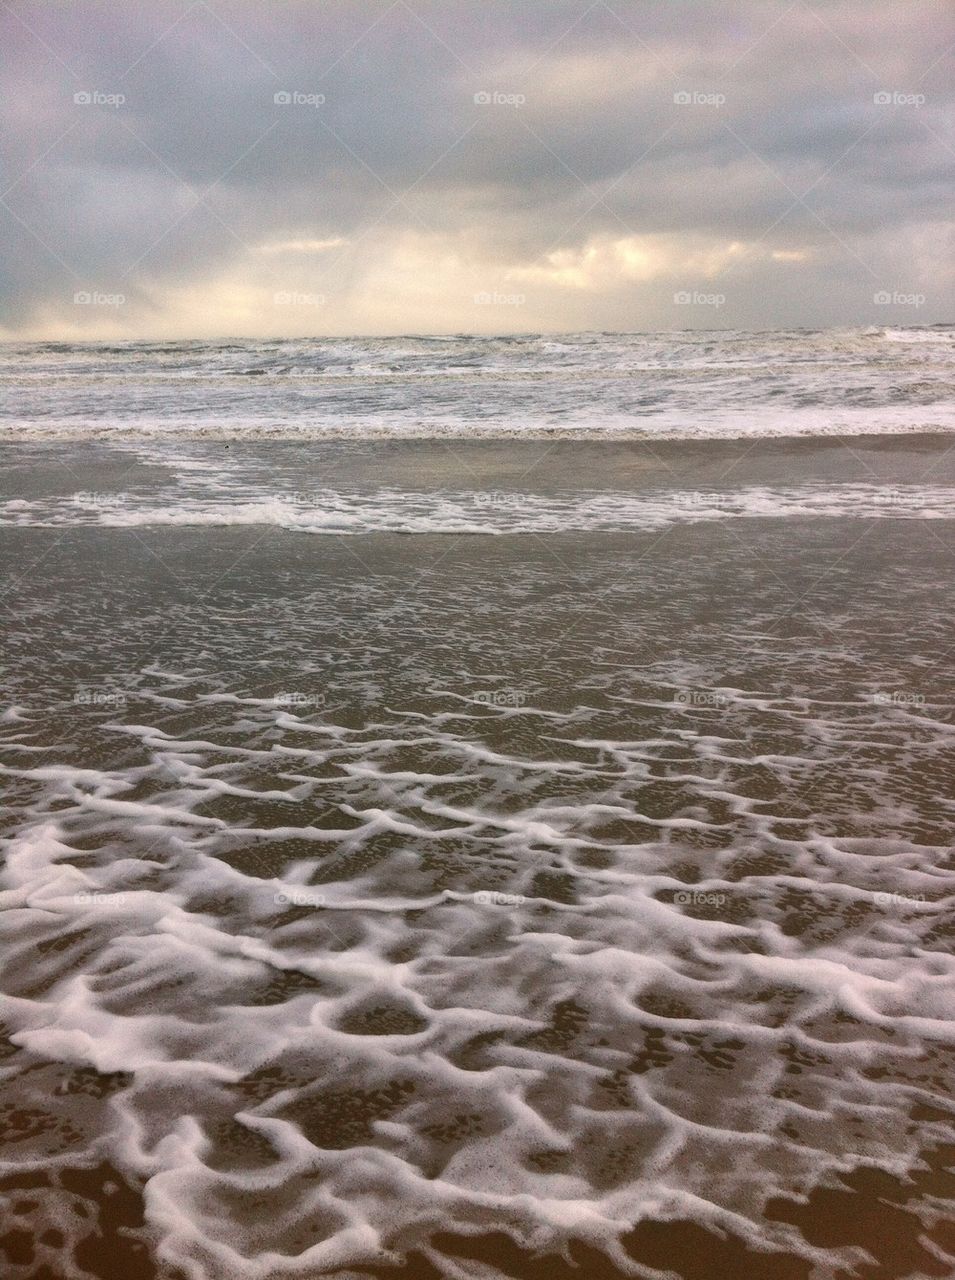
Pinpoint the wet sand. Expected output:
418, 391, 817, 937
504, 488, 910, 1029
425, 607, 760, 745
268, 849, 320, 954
1, 437, 953, 1279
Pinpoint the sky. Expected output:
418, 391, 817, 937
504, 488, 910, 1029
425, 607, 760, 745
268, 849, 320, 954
1, 0, 952, 338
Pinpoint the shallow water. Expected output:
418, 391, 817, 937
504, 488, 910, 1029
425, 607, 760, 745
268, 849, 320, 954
1, 434, 954, 1279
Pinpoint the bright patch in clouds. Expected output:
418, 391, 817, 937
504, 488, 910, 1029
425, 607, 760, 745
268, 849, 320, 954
0, 0, 950, 335
510, 236, 753, 290
257, 237, 348, 254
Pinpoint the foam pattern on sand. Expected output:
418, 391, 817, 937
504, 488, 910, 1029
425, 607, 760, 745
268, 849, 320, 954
1, 522, 953, 1278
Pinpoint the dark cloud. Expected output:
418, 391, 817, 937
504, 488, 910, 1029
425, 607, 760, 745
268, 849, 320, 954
1, 0, 952, 335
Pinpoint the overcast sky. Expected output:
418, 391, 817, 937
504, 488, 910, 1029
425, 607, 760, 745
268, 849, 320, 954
1, 0, 952, 337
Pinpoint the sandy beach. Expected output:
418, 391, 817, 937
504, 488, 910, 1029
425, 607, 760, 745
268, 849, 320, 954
2, 424, 953, 1278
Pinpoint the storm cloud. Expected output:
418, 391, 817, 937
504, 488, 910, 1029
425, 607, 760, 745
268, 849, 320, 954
1, 0, 952, 336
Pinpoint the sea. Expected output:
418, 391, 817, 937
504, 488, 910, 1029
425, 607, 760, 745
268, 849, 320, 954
1, 327, 953, 1280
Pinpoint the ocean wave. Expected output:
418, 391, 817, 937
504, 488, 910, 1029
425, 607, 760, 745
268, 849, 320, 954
4, 483, 954, 534
1, 325, 953, 448
4, 408, 955, 443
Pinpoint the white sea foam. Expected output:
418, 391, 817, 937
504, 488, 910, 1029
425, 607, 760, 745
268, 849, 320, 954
2, 366, 954, 1276
2, 619, 953, 1277
4, 406, 955, 443
1, 326, 953, 442
3, 483, 954, 534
